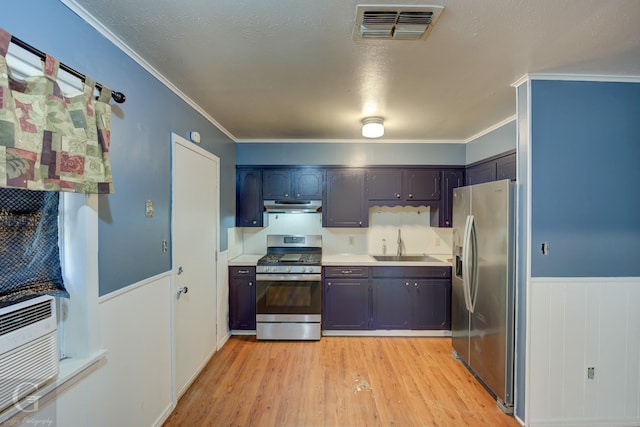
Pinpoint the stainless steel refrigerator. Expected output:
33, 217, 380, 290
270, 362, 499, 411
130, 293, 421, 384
451, 179, 515, 413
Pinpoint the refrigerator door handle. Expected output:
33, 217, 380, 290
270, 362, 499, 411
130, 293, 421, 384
468, 215, 479, 313
462, 215, 474, 312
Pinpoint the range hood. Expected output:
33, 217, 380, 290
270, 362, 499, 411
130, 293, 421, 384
264, 200, 322, 213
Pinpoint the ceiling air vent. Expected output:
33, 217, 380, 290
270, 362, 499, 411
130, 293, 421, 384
354, 4, 444, 41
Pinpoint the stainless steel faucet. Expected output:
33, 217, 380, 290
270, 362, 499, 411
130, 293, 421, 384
397, 229, 403, 256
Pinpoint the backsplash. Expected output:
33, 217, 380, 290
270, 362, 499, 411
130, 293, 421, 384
234, 206, 452, 257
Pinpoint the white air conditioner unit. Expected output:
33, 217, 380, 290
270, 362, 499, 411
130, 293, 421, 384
0, 295, 59, 414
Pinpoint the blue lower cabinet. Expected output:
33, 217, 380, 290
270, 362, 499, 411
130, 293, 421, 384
323, 278, 372, 329
372, 280, 412, 329
229, 267, 256, 330
323, 266, 371, 329
322, 266, 451, 331
412, 279, 451, 330
372, 278, 450, 330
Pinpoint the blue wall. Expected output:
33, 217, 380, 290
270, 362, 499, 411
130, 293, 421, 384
236, 142, 466, 166
2, 1, 236, 295
530, 80, 640, 277
465, 120, 517, 164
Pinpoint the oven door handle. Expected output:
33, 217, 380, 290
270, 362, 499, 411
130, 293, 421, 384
256, 274, 321, 282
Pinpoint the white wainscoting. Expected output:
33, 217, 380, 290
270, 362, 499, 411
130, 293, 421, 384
528, 277, 640, 427
218, 250, 231, 350
99, 273, 174, 427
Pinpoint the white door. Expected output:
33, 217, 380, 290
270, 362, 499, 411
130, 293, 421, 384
171, 132, 219, 398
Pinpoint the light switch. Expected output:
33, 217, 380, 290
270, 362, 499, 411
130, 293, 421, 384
146, 200, 154, 217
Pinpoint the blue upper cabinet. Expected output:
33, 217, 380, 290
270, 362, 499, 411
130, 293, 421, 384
323, 168, 368, 228
466, 150, 516, 185
263, 168, 324, 200
434, 169, 464, 227
236, 168, 264, 227
496, 153, 517, 181
367, 168, 441, 206
466, 161, 497, 185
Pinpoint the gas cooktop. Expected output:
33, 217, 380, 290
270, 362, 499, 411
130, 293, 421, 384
256, 234, 322, 274
257, 252, 321, 265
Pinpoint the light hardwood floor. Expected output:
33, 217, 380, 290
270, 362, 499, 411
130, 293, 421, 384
163, 336, 520, 427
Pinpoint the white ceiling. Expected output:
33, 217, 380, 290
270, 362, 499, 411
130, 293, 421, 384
65, 0, 640, 143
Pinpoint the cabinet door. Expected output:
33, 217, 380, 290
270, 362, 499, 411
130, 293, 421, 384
323, 169, 368, 227
263, 169, 291, 199
229, 268, 256, 330
323, 279, 371, 330
438, 169, 464, 227
405, 169, 441, 201
293, 169, 323, 199
496, 153, 516, 181
236, 169, 263, 227
367, 169, 403, 201
466, 162, 496, 186
372, 279, 412, 329
412, 279, 451, 330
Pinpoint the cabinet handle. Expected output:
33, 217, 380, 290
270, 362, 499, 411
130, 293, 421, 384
414, 282, 419, 287
248, 282, 253, 286
284, 193, 289, 197
408, 193, 413, 199
405, 282, 409, 287
341, 270, 352, 274
327, 282, 332, 286
238, 269, 249, 274
252, 220, 257, 224
358, 221, 362, 226
395, 193, 401, 198
296, 193, 300, 197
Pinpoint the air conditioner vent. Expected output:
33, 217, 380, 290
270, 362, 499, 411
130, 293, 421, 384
0, 295, 58, 414
354, 4, 444, 41
0, 300, 52, 336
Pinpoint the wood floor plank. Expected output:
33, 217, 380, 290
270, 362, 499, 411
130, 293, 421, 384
163, 336, 520, 427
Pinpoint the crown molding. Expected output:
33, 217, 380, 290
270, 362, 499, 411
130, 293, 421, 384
59, 0, 238, 142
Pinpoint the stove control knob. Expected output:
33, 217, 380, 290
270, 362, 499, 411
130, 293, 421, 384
270, 266, 277, 272
287, 266, 293, 273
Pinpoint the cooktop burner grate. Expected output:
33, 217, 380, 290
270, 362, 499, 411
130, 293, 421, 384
258, 252, 321, 265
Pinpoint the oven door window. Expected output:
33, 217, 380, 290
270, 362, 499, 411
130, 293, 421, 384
256, 279, 321, 315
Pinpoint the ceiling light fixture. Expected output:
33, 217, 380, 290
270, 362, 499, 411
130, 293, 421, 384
362, 117, 384, 138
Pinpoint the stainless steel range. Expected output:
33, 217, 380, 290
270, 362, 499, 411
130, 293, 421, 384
256, 234, 322, 340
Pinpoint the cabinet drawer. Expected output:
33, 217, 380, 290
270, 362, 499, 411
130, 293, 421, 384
229, 266, 256, 277
324, 266, 369, 278
371, 266, 450, 279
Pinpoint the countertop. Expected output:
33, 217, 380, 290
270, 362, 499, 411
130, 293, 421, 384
228, 254, 262, 266
322, 254, 452, 267
228, 253, 452, 267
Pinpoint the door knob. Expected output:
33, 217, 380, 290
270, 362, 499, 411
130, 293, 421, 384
176, 286, 189, 299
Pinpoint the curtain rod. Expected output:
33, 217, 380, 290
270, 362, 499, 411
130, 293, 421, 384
10, 35, 126, 104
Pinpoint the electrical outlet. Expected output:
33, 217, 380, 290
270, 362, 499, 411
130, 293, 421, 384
587, 367, 595, 380
162, 240, 168, 253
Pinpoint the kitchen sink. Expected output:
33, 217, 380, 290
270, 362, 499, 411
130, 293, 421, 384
372, 255, 442, 262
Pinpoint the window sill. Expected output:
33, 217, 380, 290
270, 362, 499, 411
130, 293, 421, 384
0, 349, 107, 423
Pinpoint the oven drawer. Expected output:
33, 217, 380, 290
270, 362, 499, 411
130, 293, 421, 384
324, 266, 369, 278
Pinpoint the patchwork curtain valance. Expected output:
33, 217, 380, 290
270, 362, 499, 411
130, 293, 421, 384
0, 28, 114, 194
